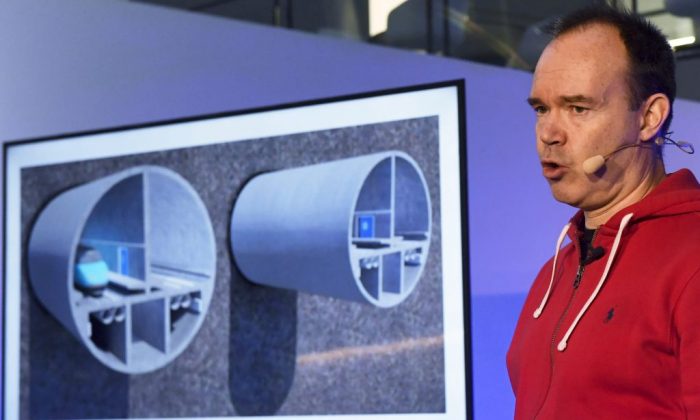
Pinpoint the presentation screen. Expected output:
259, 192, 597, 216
3, 81, 469, 419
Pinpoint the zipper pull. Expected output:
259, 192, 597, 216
573, 265, 584, 289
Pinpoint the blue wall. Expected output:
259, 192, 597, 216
3, 0, 700, 418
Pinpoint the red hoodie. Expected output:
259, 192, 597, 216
507, 169, 700, 419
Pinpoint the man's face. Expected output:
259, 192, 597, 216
529, 23, 644, 211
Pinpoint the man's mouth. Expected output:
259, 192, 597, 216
541, 160, 566, 179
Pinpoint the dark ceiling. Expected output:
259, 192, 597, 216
131, 0, 700, 101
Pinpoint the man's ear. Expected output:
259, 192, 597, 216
639, 93, 671, 142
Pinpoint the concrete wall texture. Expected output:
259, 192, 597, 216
3, 0, 700, 418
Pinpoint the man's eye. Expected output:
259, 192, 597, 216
571, 106, 587, 114
533, 106, 547, 115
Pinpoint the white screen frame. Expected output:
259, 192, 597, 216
3, 82, 468, 420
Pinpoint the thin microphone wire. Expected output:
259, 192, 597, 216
602, 143, 655, 159
660, 132, 695, 154
603, 133, 695, 159
583, 134, 694, 175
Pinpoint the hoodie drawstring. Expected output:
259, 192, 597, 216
556, 213, 634, 351
533, 223, 571, 319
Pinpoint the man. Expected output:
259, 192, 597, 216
507, 5, 700, 419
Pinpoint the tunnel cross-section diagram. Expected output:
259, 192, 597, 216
28, 166, 216, 374
230, 151, 432, 307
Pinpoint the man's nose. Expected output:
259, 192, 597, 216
537, 115, 566, 146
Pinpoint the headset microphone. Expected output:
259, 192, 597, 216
582, 143, 654, 175
582, 136, 695, 175
581, 137, 676, 175
582, 154, 607, 175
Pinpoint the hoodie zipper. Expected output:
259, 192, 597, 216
534, 229, 597, 419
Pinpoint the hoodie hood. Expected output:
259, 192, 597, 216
533, 169, 700, 352
567, 169, 700, 239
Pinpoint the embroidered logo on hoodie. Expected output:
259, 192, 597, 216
604, 307, 615, 323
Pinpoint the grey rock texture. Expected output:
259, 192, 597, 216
20, 116, 445, 418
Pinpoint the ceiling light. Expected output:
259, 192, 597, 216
369, 0, 408, 37
668, 35, 696, 48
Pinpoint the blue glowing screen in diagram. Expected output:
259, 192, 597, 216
118, 246, 129, 275
357, 215, 375, 238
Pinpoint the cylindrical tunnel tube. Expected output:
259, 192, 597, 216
231, 151, 431, 308
28, 165, 216, 374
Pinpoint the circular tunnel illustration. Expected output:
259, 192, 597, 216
28, 166, 216, 374
230, 151, 431, 307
